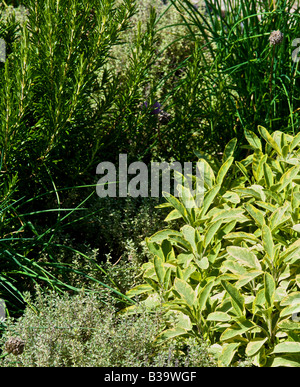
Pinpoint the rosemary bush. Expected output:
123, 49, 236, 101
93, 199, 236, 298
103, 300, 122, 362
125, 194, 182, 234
0, 0, 137, 315
0, 0, 136, 191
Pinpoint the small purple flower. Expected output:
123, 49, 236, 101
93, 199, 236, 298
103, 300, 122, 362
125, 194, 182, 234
142, 101, 162, 115
141, 100, 171, 124
151, 101, 162, 115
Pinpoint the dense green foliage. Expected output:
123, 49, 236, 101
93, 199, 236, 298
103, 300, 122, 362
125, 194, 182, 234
127, 127, 300, 366
0, 0, 299, 367
171, 0, 300, 151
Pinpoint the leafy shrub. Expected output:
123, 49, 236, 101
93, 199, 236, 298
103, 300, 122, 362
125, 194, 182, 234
82, 196, 171, 263
0, 0, 139, 316
126, 127, 300, 367
0, 2, 199, 311
0, 0, 136, 193
42, 194, 182, 302
0, 288, 217, 367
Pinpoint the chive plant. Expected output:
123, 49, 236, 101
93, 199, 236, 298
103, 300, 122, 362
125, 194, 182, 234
170, 0, 300, 156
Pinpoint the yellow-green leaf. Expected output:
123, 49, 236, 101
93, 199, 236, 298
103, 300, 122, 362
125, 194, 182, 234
256, 201, 277, 212
126, 284, 153, 298
223, 232, 259, 244
235, 161, 251, 183
223, 138, 237, 163
222, 259, 247, 275
221, 280, 245, 317
244, 129, 262, 150
163, 193, 189, 223
258, 126, 282, 156
198, 281, 215, 311
264, 272, 276, 308
236, 270, 262, 288
164, 209, 182, 222
280, 239, 300, 263
197, 159, 215, 189
290, 131, 300, 152
271, 356, 300, 367
222, 191, 241, 204
280, 292, 300, 306
178, 184, 197, 214
277, 165, 300, 193
181, 225, 198, 252
253, 288, 265, 315
212, 208, 247, 222
220, 319, 256, 341
280, 303, 300, 318
178, 252, 194, 266
269, 203, 291, 231
292, 224, 300, 233
244, 202, 265, 227
252, 149, 264, 182
262, 225, 274, 261
263, 163, 274, 188
216, 157, 234, 185
148, 230, 182, 244
257, 154, 268, 182
233, 187, 264, 201
201, 184, 221, 217
272, 342, 300, 354
196, 256, 209, 270
207, 312, 231, 322
227, 246, 261, 270
155, 327, 189, 344
246, 338, 268, 357
174, 278, 196, 307
218, 343, 240, 367
203, 219, 223, 248
154, 256, 166, 285
277, 319, 300, 331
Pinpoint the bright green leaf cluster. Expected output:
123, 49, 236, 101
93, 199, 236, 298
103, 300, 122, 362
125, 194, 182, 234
126, 126, 300, 367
